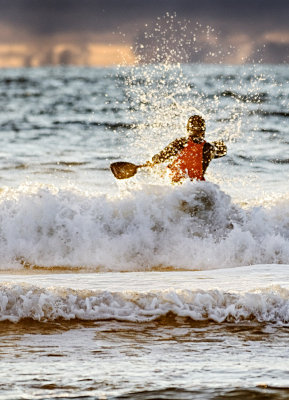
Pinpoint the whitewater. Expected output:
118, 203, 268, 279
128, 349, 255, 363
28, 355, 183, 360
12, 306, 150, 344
1, 266, 289, 324
0, 181, 289, 271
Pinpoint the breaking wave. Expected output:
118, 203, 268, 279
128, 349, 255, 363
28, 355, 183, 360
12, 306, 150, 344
0, 181, 288, 271
1, 283, 288, 324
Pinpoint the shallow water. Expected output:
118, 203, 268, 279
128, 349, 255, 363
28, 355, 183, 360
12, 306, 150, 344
1, 319, 289, 400
0, 64, 289, 399
1, 267, 289, 399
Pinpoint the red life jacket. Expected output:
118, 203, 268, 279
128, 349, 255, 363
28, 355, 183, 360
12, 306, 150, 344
168, 139, 205, 182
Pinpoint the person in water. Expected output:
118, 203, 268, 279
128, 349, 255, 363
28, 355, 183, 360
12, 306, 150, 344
147, 115, 227, 182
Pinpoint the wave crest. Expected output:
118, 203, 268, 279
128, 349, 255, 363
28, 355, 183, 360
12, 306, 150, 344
0, 182, 289, 271
1, 283, 289, 324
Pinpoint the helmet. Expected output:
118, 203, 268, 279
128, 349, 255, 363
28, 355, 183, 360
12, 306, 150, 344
187, 115, 206, 133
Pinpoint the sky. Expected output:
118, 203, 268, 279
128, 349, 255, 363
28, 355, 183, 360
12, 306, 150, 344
0, 0, 288, 67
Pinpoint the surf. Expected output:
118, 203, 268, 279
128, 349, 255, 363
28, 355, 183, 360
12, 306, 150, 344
0, 181, 288, 271
1, 265, 289, 324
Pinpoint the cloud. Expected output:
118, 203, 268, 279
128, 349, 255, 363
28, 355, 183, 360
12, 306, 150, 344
0, 0, 288, 65
260, 42, 289, 63
1, 0, 289, 37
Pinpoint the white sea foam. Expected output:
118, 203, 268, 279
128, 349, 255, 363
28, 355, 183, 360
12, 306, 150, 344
0, 282, 289, 324
0, 181, 288, 271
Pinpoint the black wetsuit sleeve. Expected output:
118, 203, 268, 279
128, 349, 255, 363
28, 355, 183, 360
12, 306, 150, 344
203, 142, 216, 174
151, 137, 187, 165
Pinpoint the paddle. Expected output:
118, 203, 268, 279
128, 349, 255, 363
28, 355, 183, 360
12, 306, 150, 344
110, 140, 227, 180
110, 161, 150, 180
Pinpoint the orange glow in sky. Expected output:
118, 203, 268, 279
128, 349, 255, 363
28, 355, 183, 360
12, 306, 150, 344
0, 43, 136, 68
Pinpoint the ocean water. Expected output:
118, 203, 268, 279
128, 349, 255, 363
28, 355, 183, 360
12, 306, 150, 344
0, 64, 289, 400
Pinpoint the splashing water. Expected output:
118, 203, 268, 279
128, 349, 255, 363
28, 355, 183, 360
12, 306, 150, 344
116, 14, 284, 193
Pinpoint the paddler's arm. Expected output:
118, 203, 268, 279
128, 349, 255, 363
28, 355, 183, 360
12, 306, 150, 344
203, 141, 227, 174
148, 137, 187, 166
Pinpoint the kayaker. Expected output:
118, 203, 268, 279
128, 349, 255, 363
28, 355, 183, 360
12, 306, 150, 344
147, 115, 227, 182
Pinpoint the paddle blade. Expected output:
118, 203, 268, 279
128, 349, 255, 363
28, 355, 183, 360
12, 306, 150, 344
110, 162, 139, 179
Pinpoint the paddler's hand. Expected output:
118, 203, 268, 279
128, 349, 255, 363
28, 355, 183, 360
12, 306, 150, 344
212, 140, 227, 157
